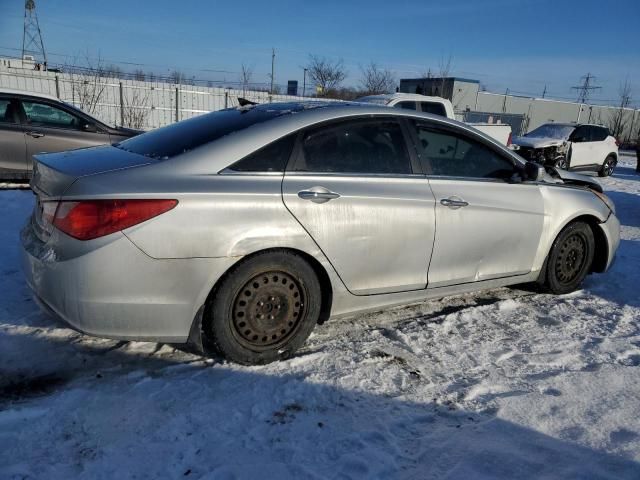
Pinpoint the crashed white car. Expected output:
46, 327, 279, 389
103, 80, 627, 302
512, 123, 619, 177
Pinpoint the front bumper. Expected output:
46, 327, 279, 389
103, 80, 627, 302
21, 221, 237, 343
598, 213, 620, 271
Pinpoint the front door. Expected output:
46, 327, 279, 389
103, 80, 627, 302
282, 117, 436, 295
0, 97, 27, 176
568, 125, 593, 168
406, 120, 545, 287
18, 99, 111, 170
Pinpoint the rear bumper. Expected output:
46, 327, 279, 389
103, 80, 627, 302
598, 213, 620, 271
21, 222, 237, 343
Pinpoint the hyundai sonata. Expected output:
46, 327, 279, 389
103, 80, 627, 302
21, 102, 620, 364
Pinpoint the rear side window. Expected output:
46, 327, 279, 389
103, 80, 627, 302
116, 103, 303, 160
420, 102, 447, 117
295, 119, 412, 174
411, 122, 514, 179
394, 101, 417, 110
592, 126, 609, 141
226, 134, 295, 172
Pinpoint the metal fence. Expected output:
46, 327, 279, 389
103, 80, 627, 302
459, 111, 527, 136
0, 66, 325, 130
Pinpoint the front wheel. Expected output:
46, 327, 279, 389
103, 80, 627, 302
204, 251, 321, 365
598, 155, 616, 177
543, 221, 594, 294
554, 157, 569, 170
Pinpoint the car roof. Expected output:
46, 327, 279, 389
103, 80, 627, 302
0, 87, 63, 103
357, 93, 449, 103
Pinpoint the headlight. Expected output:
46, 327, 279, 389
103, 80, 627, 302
592, 190, 616, 215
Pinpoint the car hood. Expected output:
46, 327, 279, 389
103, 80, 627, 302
512, 136, 566, 149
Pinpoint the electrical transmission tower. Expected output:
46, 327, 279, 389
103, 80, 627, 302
22, 0, 47, 66
571, 73, 601, 104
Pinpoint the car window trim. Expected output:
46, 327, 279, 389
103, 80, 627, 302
287, 115, 419, 176
406, 119, 518, 182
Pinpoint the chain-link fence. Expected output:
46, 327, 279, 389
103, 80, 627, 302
0, 67, 325, 130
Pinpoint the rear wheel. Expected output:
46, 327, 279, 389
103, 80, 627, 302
543, 221, 594, 294
204, 251, 321, 365
598, 155, 616, 177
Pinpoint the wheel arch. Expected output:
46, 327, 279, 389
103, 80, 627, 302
550, 214, 609, 273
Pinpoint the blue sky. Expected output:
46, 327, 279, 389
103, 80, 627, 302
1, 0, 638, 106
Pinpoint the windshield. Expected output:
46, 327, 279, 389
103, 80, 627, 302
115, 103, 309, 160
525, 123, 575, 139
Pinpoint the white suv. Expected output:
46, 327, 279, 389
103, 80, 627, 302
512, 123, 619, 177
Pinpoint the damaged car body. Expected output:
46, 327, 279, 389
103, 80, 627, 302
512, 123, 618, 177
21, 102, 620, 365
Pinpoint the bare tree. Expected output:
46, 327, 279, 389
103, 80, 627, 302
306, 55, 347, 97
169, 69, 186, 85
121, 87, 150, 130
360, 62, 396, 95
66, 52, 108, 116
133, 69, 146, 81
608, 79, 632, 140
240, 63, 253, 95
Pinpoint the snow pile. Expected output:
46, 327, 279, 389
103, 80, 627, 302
1, 155, 639, 479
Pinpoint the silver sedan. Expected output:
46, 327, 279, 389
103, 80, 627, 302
21, 102, 620, 364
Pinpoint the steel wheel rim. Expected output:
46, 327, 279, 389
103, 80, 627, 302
605, 159, 614, 176
231, 271, 304, 349
554, 233, 588, 285
556, 159, 567, 169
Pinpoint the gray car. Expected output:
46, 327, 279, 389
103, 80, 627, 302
0, 88, 140, 179
21, 102, 620, 365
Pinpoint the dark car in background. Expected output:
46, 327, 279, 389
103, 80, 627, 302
0, 88, 141, 179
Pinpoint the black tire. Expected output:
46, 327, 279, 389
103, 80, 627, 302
598, 155, 616, 177
554, 157, 569, 170
543, 221, 594, 295
204, 251, 321, 365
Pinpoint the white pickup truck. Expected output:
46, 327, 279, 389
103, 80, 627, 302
356, 93, 512, 146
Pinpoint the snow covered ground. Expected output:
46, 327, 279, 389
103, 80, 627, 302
1, 155, 639, 479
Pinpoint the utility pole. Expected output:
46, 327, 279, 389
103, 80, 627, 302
542, 85, 547, 98
270, 48, 275, 95
303, 68, 307, 98
571, 73, 601, 104
22, 0, 47, 68
502, 88, 509, 113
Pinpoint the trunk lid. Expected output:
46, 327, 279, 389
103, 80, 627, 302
31, 144, 152, 197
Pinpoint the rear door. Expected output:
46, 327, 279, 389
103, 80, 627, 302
18, 98, 111, 170
406, 120, 545, 287
568, 125, 593, 167
282, 117, 436, 295
0, 96, 27, 176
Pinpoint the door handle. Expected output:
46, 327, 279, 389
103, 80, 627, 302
298, 187, 340, 204
440, 197, 469, 209
26, 131, 45, 138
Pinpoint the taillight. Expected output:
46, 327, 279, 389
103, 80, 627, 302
52, 199, 178, 240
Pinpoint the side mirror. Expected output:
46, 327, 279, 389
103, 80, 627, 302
524, 161, 545, 181
82, 122, 97, 133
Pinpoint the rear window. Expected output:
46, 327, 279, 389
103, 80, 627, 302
421, 102, 447, 117
115, 103, 304, 160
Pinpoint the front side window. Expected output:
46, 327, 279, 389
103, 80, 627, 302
570, 126, 590, 142
21, 101, 81, 129
0, 98, 18, 124
295, 119, 412, 175
411, 122, 515, 179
